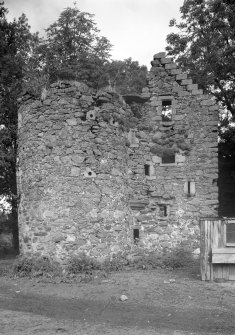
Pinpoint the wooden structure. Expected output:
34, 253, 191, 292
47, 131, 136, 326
200, 218, 235, 281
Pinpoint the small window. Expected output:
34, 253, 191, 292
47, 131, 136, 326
159, 204, 167, 217
226, 221, 235, 245
162, 100, 172, 122
133, 228, 139, 244
184, 181, 196, 196
162, 153, 175, 164
144, 164, 150, 176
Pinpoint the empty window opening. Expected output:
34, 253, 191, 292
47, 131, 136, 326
162, 153, 175, 164
159, 204, 167, 217
226, 222, 235, 245
88, 171, 92, 176
80, 114, 86, 121
187, 181, 191, 194
184, 181, 196, 196
133, 229, 139, 244
213, 178, 218, 185
162, 100, 172, 122
144, 164, 150, 176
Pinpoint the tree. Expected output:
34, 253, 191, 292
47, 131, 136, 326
166, 0, 235, 118
0, 2, 38, 250
36, 5, 112, 87
101, 58, 148, 95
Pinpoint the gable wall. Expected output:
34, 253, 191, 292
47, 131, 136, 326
17, 53, 219, 262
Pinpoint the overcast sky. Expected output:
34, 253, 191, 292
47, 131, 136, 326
4, 0, 184, 67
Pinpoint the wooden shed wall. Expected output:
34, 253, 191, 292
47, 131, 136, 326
200, 218, 235, 281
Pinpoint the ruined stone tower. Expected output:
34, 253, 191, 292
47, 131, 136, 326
17, 52, 219, 261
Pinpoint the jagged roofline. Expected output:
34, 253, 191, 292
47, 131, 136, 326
151, 52, 204, 96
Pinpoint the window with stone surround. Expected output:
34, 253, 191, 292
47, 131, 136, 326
144, 164, 150, 176
159, 204, 167, 217
152, 152, 185, 166
162, 153, 175, 164
133, 228, 139, 244
162, 100, 172, 122
184, 181, 196, 196
157, 96, 175, 124
144, 162, 156, 179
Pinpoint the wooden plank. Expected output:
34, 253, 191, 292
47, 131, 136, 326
212, 253, 235, 264
200, 219, 206, 281
229, 265, 235, 280
213, 264, 219, 280
217, 265, 223, 279
211, 219, 219, 249
223, 265, 230, 280
212, 248, 235, 254
219, 220, 226, 248
206, 219, 212, 280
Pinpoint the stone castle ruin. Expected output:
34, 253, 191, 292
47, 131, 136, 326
17, 52, 219, 261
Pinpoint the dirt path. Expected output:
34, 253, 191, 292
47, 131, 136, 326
0, 263, 234, 334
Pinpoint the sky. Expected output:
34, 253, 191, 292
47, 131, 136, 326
4, 0, 184, 67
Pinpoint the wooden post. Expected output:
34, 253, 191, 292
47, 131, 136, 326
200, 219, 212, 280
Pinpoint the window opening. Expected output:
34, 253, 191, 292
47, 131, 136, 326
159, 204, 167, 217
184, 181, 196, 196
133, 229, 139, 244
226, 221, 235, 245
144, 164, 150, 176
187, 181, 191, 194
212, 179, 218, 185
162, 153, 175, 164
162, 100, 172, 122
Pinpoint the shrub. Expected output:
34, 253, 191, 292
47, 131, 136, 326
66, 254, 101, 274
67, 253, 125, 274
161, 245, 198, 269
130, 244, 199, 271
129, 253, 164, 270
101, 254, 126, 272
12, 256, 62, 277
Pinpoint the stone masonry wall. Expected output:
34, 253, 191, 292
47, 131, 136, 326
17, 52, 219, 262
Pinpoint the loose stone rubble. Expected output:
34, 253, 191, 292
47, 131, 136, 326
17, 52, 218, 261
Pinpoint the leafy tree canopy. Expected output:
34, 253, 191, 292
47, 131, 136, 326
101, 58, 148, 95
0, 1, 38, 249
0, 2, 38, 199
24, 5, 148, 95
166, 0, 235, 118
34, 5, 113, 88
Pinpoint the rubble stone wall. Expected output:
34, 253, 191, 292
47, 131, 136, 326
17, 53, 219, 261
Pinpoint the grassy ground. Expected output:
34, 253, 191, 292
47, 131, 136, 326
0, 257, 234, 334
